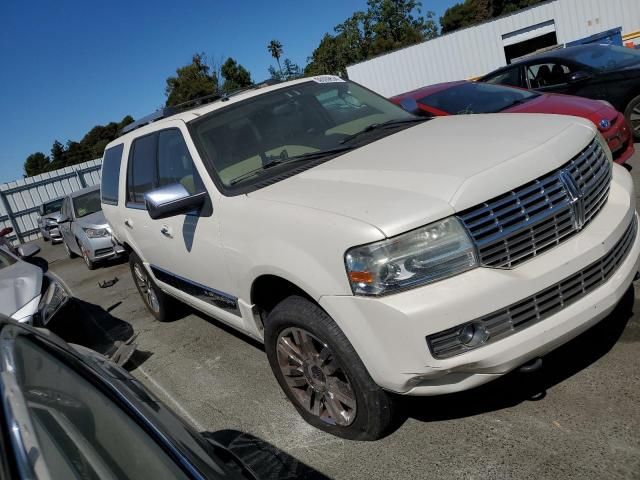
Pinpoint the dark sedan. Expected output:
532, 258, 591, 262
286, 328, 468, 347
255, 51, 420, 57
480, 44, 640, 139
0, 316, 326, 479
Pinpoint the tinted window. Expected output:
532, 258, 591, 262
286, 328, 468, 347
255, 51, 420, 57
10, 336, 190, 480
564, 45, 640, 71
484, 67, 521, 87
101, 144, 124, 205
157, 130, 203, 195
73, 190, 102, 218
127, 134, 157, 204
418, 82, 538, 114
525, 62, 572, 88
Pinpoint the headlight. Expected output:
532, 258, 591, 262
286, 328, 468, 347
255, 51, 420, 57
84, 228, 109, 238
37, 277, 69, 326
45, 218, 57, 226
345, 217, 478, 296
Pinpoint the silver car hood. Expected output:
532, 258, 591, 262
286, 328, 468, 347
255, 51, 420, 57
42, 212, 64, 222
74, 210, 108, 229
0, 258, 42, 317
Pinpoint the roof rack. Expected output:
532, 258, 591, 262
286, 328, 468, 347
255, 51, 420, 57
122, 79, 284, 134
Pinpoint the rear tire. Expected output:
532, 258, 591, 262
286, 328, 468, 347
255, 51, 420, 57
129, 252, 175, 322
624, 94, 640, 141
264, 295, 394, 441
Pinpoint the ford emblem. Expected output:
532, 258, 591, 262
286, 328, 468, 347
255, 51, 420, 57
599, 119, 611, 130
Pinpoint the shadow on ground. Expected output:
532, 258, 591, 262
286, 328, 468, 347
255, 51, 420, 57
203, 429, 330, 480
397, 286, 635, 425
49, 298, 152, 370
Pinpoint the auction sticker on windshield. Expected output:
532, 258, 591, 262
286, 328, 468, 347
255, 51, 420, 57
312, 75, 345, 83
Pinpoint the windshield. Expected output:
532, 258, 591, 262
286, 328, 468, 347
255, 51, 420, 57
564, 45, 640, 71
42, 199, 63, 215
418, 82, 538, 114
72, 190, 102, 218
189, 79, 415, 191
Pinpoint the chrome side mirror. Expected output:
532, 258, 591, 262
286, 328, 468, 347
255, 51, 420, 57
144, 183, 208, 220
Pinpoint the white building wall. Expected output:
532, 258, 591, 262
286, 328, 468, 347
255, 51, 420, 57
347, 0, 640, 97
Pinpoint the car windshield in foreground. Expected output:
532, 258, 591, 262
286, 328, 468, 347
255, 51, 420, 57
73, 190, 102, 218
418, 82, 538, 114
189, 79, 416, 191
563, 45, 640, 71
42, 199, 63, 215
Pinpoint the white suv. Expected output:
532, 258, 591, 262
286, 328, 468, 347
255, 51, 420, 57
101, 76, 639, 440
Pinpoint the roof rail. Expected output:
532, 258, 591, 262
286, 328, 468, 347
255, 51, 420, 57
122, 79, 285, 134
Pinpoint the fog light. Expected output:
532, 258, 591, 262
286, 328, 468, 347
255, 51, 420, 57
458, 322, 489, 347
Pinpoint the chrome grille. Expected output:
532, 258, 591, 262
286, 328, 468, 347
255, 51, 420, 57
458, 139, 611, 268
427, 215, 637, 359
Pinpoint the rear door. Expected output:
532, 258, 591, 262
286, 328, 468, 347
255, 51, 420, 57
482, 65, 525, 88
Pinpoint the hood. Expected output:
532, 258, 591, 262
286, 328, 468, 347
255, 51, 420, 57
507, 93, 616, 120
249, 113, 596, 237
74, 210, 108, 229
42, 212, 65, 222
0, 259, 42, 318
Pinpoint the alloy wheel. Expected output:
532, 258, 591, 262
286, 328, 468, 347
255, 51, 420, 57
133, 263, 160, 313
276, 327, 357, 426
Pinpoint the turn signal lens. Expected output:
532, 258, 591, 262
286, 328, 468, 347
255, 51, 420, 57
348, 271, 374, 284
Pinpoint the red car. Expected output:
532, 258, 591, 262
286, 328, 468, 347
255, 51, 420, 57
391, 81, 634, 165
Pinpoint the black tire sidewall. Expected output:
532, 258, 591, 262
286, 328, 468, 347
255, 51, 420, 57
264, 296, 393, 441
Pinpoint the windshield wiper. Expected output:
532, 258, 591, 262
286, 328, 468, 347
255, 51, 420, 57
339, 117, 428, 144
229, 146, 356, 186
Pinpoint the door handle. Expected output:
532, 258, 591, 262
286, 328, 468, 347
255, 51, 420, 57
160, 225, 172, 238
124, 218, 133, 229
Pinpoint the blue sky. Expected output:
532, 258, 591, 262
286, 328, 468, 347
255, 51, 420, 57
0, 0, 455, 183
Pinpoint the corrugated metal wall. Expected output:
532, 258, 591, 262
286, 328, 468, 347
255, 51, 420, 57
0, 158, 102, 243
347, 0, 640, 97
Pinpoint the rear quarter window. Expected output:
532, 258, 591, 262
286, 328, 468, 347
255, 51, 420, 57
101, 144, 124, 205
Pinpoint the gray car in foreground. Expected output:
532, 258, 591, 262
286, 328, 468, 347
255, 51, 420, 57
36, 196, 65, 242
59, 186, 124, 270
0, 245, 69, 326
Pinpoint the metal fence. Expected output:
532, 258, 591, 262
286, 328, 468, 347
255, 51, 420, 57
0, 158, 103, 243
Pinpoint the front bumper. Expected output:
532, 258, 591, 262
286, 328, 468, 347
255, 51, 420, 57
41, 226, 61, 240
320, 166, 639, 395
83, 235, 122, 262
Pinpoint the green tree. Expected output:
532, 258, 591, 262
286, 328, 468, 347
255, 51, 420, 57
165, 53, 218, 107
306, 0, 437, 76
220, 57, 253, 92
24, 152, 50, 177
49, 140, 66, 171
267, 40, 284, 74
283, 59, 302, 80
441, 0, 544, 34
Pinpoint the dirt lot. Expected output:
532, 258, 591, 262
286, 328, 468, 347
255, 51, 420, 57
40, 149, 640, 480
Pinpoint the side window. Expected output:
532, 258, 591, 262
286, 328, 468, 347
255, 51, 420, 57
101, 144, 124, 205
526, 62, 572, 88
127, 133, 157, 205
484, 67, 521, 87
157, 130, 203, 195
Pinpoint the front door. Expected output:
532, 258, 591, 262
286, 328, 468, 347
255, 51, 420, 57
123, 122, 241, 329
525, 60, 607, 100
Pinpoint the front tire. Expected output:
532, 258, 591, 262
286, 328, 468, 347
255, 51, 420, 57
129, 252, 175, 322
264, 296, 394, 441
624, 94, 640, 141
82, 248, 96, 270
63, 239, 77, 258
